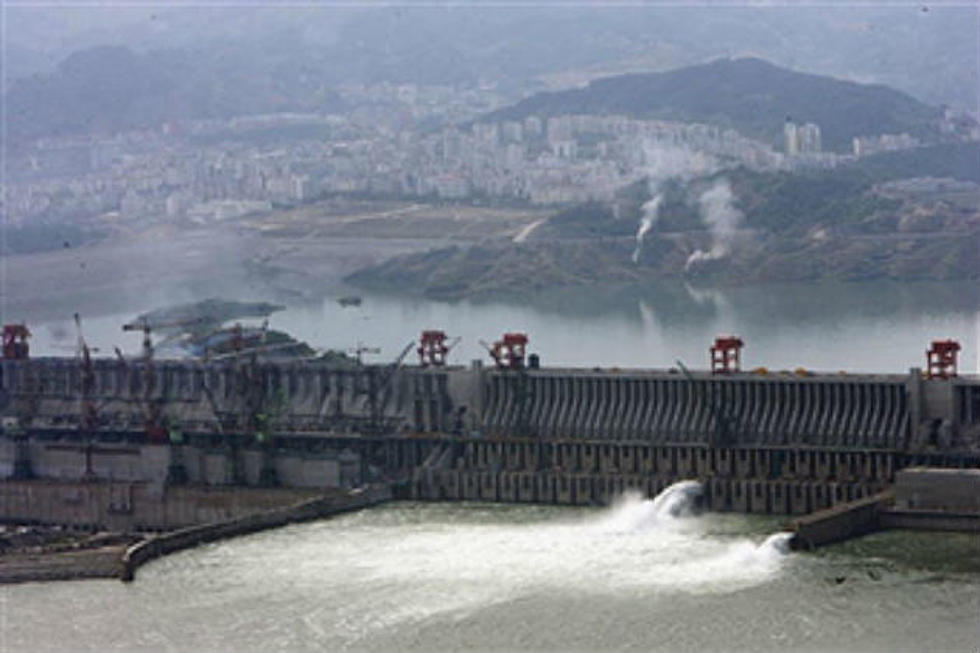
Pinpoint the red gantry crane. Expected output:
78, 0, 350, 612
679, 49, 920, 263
481, 332, 529, 370
417, 330, 461, 367
710, 335, 744, 374
926, 339, 960, 379
2, 324, 31, 359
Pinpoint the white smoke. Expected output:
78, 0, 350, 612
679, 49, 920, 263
632, 142, 720, 265
640, 142, 717, 181
685, 178, 744, 271
631, 195, 661, 264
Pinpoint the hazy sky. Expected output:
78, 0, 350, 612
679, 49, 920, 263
4, 2, 978, 112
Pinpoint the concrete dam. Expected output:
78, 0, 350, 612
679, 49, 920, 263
1, 340, 978, 521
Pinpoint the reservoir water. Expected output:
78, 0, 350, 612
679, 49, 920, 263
23, 279, 980, 374
3, 488, 978, 652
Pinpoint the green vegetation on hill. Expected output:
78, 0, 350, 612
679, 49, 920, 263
852, 141, 980, 183
726, 168, 899, 233
731, 142, 979, 233
347, 141, 979, 298
485, 58, 942, 152
538, 143, 979, 239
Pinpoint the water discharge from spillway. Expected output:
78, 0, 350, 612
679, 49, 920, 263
249, 480, 796, 643
7, 485, 977, 653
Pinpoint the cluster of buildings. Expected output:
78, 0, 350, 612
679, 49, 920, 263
851, 132, 920, 158
6, 87, 969, 232
783, 119, 822, 155
3, 113, 800, 229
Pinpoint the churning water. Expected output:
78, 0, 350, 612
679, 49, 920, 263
3, 482, 977, 652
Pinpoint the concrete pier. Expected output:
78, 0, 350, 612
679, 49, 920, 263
789, 468, 980, 549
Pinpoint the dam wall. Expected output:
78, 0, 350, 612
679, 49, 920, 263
394, 436, 978, 514
0, 357, 419, 435
0, 437, 361, 489
2, 358, 977, 452
479, 369, 913, 447
0, 481, 324, 532
1, 357, 977, 519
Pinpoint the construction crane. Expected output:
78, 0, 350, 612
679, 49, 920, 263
200, 320, 299, 362
350, 341, 381, 366
122, 317, 208, 361
120, 316, 205, 444
74, 313, 99, 481
369, 341, 415, 433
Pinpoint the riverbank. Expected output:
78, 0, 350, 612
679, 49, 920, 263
0, 545, 126, 583
0, 526, 141, 583
345, 229, 980, 301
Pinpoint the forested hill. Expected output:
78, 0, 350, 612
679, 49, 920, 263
484, 58, 941, 153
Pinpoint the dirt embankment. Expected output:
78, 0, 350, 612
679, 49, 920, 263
0, 528, 142, 584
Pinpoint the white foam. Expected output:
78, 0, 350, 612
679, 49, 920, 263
176, 484, 795, 643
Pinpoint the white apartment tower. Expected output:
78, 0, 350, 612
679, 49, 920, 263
798, 123, 822, 153
783, 120, 799, 156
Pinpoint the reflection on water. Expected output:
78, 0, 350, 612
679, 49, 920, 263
28, 279, 979, 374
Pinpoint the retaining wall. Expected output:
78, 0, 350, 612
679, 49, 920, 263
0, 480, 324, 532
120, 484, 391, 581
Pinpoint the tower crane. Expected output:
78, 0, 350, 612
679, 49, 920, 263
122, 317, 207, 361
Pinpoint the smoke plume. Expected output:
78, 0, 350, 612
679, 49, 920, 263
685, 178, 743, 271
632, 142, 719, 265
631, 195, 662, 264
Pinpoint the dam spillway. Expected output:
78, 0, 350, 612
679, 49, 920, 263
1, 356, 977, 520
480, 368, 913, 448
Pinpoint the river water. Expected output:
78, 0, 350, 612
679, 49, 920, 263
22, 279, 980, 374
5, 257, 979, 651
3, 487, 978, 652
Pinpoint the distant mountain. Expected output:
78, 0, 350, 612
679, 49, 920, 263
8, 5, 979, 113
484, 58, 942, 152
4, 45, 347, 147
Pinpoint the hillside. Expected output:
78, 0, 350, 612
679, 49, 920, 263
345, 231, 979, 302
485, 58, 942, 152
9, 6, 979, 113
531, 143, 979, 240
346, 144, 980, 299
4, 45, 347, 147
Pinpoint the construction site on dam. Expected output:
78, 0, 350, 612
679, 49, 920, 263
1, 316, 978, 580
